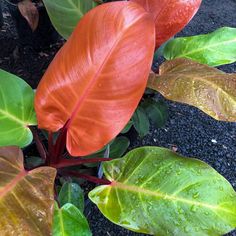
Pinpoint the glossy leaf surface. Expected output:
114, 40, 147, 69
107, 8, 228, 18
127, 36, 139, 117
53, 203, 92, 236
0, 69, 37, 147
164, 27, 236, 66
131, 0, 202, 47
43, 0, 97, 39
89, 147, 236, 235
148, 58, 236, 122
35, 2, 155, 156
132, 106, 150, 137
58, 182, 84, 212
0, 146, 56, 235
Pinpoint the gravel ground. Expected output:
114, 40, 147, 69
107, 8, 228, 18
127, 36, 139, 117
0, 0, 236, 235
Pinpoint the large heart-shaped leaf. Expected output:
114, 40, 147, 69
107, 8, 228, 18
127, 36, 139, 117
148, 58, 236, 122
0, 69, 37, 147
35, 2, 155, 156
0, 146, 56, 235
53, 203, 92, 236
164, 27, 236, 66
131, 0, 202, 48
43, 0, 98, 39
89, 147, 236, 235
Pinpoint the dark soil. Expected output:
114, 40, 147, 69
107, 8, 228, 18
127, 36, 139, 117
0, 0, 236, 235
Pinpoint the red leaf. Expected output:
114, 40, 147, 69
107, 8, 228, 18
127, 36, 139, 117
131, 0, 202, 48
35, 2, 155, 156
18, 0, 39, 31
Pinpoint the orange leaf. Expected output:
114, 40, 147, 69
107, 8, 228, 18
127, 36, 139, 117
148, 58, 236, 122
131, 0, 202, 48
18, 0, 39, 31
0, 146, 56, 235
35, 2, 155, 156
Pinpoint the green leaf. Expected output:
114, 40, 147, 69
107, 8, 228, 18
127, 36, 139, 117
141, 98, 168, 128
0, 69, 37, 147
109, 136, 130, 158
121, 121, 133, 134
58, 182, 84, 212
43, 0, 98, 39
53, 203, 92, 236
132, 106, 150, 137
164, 27, 236, 66
89, 146, 236, 235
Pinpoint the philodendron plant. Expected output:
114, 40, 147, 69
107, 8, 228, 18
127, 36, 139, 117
0, 1, 236, 236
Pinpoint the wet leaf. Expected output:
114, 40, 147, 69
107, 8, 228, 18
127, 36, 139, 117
141, 98, 168, 128
58, 182, 84, 212
53, 203, 92, 236
148, 58, 236, 122
35, 2, 155, 156
18, 0, 39, 31
89, 146, 236, 235
0, 69, 37, 147
164, 27, 236, 67
132, 106, 150, 137
43, 0, 98, 39
0, 146, 56, 235
131, 0, 202, 48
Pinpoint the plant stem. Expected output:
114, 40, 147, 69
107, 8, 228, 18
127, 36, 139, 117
29, 126, 47, 161
50, 157, 112, 169
61, 170, 111, 185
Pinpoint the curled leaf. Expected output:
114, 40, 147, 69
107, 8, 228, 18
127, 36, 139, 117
0, 146, 56, 235
131, 0, 202, 48
89, 146, 236, 235
18, 0, 39, 31
148, 58, 236, 122
35, 2, 155, 156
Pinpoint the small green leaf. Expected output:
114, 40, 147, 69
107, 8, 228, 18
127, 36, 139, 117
43, 0, 98, 39
89, 146, 236, 235
0, 69, 37, 147
53, 203, 92, 236
141, 98, 168, 128
109, 136, 130, 158
121, 121, 133, 134
164, 27, 236, 66
132, 106, 150, 137
58, 182, 84, 212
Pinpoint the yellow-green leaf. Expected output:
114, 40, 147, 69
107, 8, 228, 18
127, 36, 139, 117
147, 58, 236, 122
0, 146, 56, 235
89, 146, 236, 235
164, 27, 236, 66
0, 69, 37, 147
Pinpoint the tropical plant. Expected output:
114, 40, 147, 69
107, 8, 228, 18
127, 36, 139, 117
0, 1, 236, 236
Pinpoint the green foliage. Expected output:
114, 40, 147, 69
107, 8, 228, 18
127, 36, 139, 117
164, 27, 236, 66
43, 0, 98, 39
58, 182, 84, 212
132, 106, 150, 137
0, 69, 37, 147
89, 146, 236, 235
141, 98, 168, 128
53, 203, 92, 236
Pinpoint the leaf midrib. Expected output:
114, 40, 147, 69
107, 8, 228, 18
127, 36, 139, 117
171, 38, 236, 58
111, 181, 234, 215
0, 108, 26, 126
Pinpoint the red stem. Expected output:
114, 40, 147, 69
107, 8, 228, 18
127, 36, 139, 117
50, 157, 112, 169
61, 171, 111, 185
29, 126, 47, 161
